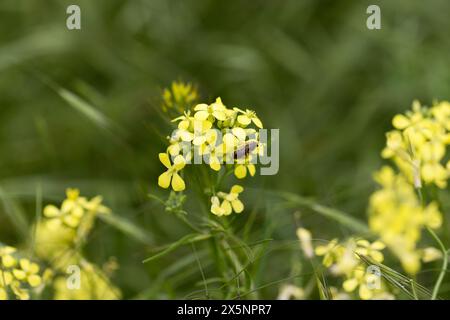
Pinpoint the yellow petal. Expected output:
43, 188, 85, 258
343, 278, 358, 292
173, 155, 186, 170
371, 241, 386, 250
13, 269, 26, 280
247, 164, 256, 176
29, 262, 40, 274
237, 115, 251, 126
231, 199, 244, 213
159, 153, 171, 169
194, 103, 208, 111
193, 135, 206, 146
28, 275, 42, 287
158, 171, 171, 189
370, 251, 384, 263
43, 205, 60, 218
230, 185, 244, 194
356, 239, 370, 248
252, 117, 263, 129
234, 165, 247, 179
19, 259, 30, 271
171, 173, 185, 192
359, 285, 373, 300
210, 159, 221, 171
194, 110, 209, 121
212, 110, 227, 121
221, 200, 232, 215
232, 128, 247, 141
392, 114, 410, 129
2, 255, 16, 268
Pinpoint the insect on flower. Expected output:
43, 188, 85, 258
233, 140, 259, 160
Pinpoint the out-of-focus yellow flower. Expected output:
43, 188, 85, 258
421, 247, 443, 263
368, 166, 442, 274
342, 268, 384, 300
234, 160, 256, 179
162, 81, 198, 114
0, 246, 17, 268
315, 237, 391, 300
43, 188, 110, 229
194, 98, 227, 122
210, 185, 244, 216
315, 239, 342, 268
53, 261, 121, 300
0, 245, 45, 300
171, 111, 193, 130
296, 228, 314, 258
382, 100, 450, 188
354, 239, 385, 263
12, 259, 42, 288
158, 153, 186, 191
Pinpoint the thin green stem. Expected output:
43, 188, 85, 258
427, 227, 448, 300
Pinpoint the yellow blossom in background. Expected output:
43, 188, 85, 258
210, 185, 244, 216
43, 188, 110, 229
382, 100, 450, 188
315, 239, 342, 268
53, 261, 121, 300
12, 259, 42, 288
420, 247, 443, 263
368, 166, 442, 274
0, 245, 44, 300
162, 81, 199, 114
314, 237, 392, 300
296, 228, 314, 258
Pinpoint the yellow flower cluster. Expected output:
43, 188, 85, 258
382, 101, 450, 188
210, 185, 244, 216
162, 81, 199, 114
369, 101, 449, 275
43, 188, 110, 231
315, 238, 392, 300
368, 166, 442, 274
157, 93, 264, 217
0, 245, 44, 300
35, 188, 121, 300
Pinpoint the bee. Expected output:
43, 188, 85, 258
233, 140, 259, 160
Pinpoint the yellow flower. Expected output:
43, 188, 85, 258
12, 259, 42, 288
342, 268, 382, 300
315, 239, 342, 267
0, 246, 17, 268
162, 81, 198, 114
383, 100, 450, 188
296, 228, 314, 258
354, 239, 385, 263
421, 247, 442, 263
43, 188, 110, 229
234, 108, 263, 128
158, 153, 186, 191
194, 98, 227, 122
234, 160, 256, 179
171, 111, 193, 130
210, 185, 244, 216
368, 166, 442, 274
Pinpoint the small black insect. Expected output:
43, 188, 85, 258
233, 140, 259, 160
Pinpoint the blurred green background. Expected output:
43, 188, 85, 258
0, 0, 449, 299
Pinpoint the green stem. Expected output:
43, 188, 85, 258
427, 227, 448, 300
